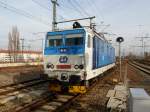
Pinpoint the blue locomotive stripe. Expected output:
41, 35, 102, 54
92, 35, 115, 69
44, 29, 85, 55
44, 46, 84, 55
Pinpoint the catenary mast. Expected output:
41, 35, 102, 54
51, 0, 58, 31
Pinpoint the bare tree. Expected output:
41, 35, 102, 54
8, 26, 20, 62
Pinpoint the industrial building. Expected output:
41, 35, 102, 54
0, 49, 43, 63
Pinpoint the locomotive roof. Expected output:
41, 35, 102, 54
47, 27, 110, 44
47, 28, 85, 33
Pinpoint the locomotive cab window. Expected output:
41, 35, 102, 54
66, 34, 83, 46
47, 35, 63, 47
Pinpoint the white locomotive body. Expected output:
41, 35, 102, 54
44, 27, 115, 93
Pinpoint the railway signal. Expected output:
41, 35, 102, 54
116, 37, 124, 82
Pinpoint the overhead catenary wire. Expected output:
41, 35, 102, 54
86, 0, 104, 21
58, 1, 81, 15
86, 0, 100, 20
68, 0, 87, 17
58, 0, 108, 32
62, 0, 105, 28
58, 1, 73, 10
85, 0, 108, 32
57, 2, 77, 20
73, 0, 90, 17
32, 0, 66, 21
32, 0, 50, 10
0, 1, 50, 25
92, 0, 104, 20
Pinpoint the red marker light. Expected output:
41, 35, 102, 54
57, 65, 71, 69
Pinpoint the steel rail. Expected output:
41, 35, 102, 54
7, 93, 54, 112
0, 79, 49, 95
7, 67, 115, 112
129, 61, 150, 75
0, 78, 44, 89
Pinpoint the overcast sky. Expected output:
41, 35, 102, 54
0, 0, 150, 55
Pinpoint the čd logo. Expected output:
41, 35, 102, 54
59, 56, 68, 63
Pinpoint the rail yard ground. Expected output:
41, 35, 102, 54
64, 60, 150, 112
0, 65, 44, 86
0, 60, 150, 112
0, 65, 49, 112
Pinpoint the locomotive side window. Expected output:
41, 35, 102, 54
66, 34, 83, 46
47, 35, 63, 47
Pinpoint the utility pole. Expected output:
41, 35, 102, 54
131, 44, 150, 57
32, 32, 45, 51
20, 38, 24, 62
136, 34, 150, 57
41, 38, 44, 51
27, 45, 31, 51
51, 0, 58, 31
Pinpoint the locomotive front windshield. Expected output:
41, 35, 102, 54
47, 34, 83, 47
45, 30, 85, 54
47, 35, 63, 47
66, 34, 83, 46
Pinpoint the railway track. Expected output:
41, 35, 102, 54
0, 77, 81, 112
129, 61, 150, 75
6, 68, 116, 112
135, 59, 150, 66
5, 92, 77, 112
0, 78, 49, 96
0, 66, 116, 112
0, 78, 50, 112
7, 88, 94, 112
4, 79, 102, 112
5, 86, 85, 112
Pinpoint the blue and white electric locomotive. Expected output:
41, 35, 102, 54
44, 23, 115, 93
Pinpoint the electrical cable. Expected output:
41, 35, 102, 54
68, 0, 86, 17
0, 1, 50, 25
86, 0, 104, 21
32, 0, 50, 10
32, 0, 66, 21
73, 0, 90, 17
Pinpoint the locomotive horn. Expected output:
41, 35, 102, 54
73, 22, 82, 29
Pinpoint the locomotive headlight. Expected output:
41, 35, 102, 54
60, 49, 64, 52
60, 48, 67, 53
61, 73, 68, 80
63, 48, 67, 52
79, 65, 84, 69
74, 65, 79, 69
46, 63, 54, 69
74, 65, 84, 69
46, 64, 51, 68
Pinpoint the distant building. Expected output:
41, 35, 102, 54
0, 49, 43, 63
